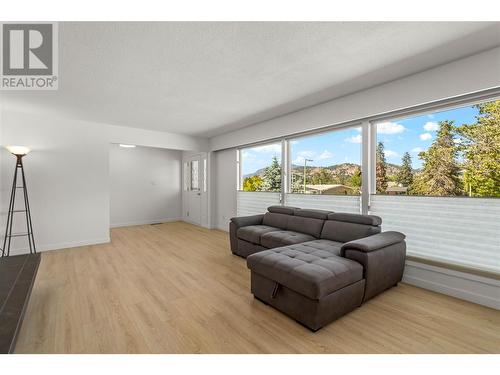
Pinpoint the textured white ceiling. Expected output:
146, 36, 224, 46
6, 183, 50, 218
2, 22, 499, 137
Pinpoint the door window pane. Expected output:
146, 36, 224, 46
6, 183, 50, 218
191, 160, 199, 190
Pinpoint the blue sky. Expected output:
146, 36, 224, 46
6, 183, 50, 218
241, 105, 480, 175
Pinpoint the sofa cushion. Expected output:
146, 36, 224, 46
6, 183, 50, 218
237, 225, 281, 244
262, 212, 290, 229
247, 244, 363, 299
261, 230, 316, 249
321, 220, 381, 243
294, 209, 332, 220
267, 205, 298, 215
299, 239, 344, 256
286, 215, 325, 237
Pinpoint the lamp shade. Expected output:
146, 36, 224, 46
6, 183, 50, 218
6, 145, 31, 156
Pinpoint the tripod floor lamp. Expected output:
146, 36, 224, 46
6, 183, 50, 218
1, 145, 36, 257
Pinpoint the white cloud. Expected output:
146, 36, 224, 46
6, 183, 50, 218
290, 140, 300, 145
293, 150, 316, 164
345, 134, 362, 144
420, 133, 432, 141
385, 150, 400, 158
411, 147, 423, 153
377, 121, 406, 134
453, 138, 463, 144
355, 127, 362, 132
423, 121, 439, 131
251, 144, 281, 153
318, 150, 334, 160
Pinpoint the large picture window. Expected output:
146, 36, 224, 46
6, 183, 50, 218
239, 142, 282, 192
289, 127, 361, 195
375, 100, 500, 197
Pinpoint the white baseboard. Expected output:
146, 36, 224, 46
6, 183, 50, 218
6, 237, 111, 256
216, 221, 229, 231
403, 260, 500, 310
110, 217, 181, 228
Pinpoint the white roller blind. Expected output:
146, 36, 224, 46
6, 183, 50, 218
237, 191, 281, 217
285, 194, 360, 214
370, 195, 500, 274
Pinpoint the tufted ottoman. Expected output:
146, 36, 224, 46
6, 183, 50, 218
247, 243, 365, 331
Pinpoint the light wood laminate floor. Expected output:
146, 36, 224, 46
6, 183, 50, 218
15, 222, 500, 353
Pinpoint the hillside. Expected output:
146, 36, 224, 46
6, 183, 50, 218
244, 162, 405, 179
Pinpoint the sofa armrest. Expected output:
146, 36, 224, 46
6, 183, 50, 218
229, 214, 264, 255
341, 231, 405, 254
230, 214, 264, 228
341, 231, 406, 302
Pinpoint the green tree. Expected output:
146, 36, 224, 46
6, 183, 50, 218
376, 142, 388, 193
413, 120, 463, 196
396, 152, 414, 192
242, 175, 263, 191
457, 101, 500, 197
310, 168, 333, 185
261, 156, 282, 192
348, 166, 362, 193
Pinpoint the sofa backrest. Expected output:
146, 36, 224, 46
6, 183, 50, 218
283, 208, 331, 237
293, 208, 331, 220
286, 215, 325, 237
320, 213, 382, 243
267, 205, 298, 215
262, 212, 290, 229
262, 206, 298, 229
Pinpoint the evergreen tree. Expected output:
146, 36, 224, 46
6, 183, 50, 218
242, 175, 263, 191
457, 101, 500, 197
376, 142, 388, 193
413, 120, 462, 196
291, 172, 303, 193
396, 152, 414, 191
261, 156, 282, 192
348, 166, 362, 193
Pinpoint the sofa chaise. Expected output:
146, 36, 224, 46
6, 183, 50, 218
229, 206, 406, 331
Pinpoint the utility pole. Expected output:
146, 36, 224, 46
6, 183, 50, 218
303, 159, 313, 193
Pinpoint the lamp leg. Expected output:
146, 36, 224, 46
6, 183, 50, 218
20, 159, 35, 254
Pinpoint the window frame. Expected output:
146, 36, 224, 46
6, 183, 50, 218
234, 90, 500, 275
237, 140, 284, 193
285, 124, 364, 197
369, 96, 500, 199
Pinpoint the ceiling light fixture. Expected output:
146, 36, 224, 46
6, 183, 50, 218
119, 144, 136, 148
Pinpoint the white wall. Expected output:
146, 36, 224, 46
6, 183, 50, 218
0, 108, 207, 255
212, 148, 237, 231
110, 145, 182, 227
0, 110, 110, 255
210, 47, 500, 150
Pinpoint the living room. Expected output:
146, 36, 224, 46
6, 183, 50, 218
0, 1, 499, 373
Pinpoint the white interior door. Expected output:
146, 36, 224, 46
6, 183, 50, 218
185, 155, 202, 225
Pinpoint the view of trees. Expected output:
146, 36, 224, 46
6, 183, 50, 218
376, 101, 499, 197
241, 100, 499, 197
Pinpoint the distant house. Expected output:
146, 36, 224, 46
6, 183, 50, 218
386, 182, 408, 195
305, 184, 355, 195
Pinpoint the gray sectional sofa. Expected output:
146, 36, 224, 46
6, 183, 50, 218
229, 206, 406, 331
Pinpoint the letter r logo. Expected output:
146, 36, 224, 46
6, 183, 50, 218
2, 24, 53, 75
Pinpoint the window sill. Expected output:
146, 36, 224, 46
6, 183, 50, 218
406, 255, 500, 281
